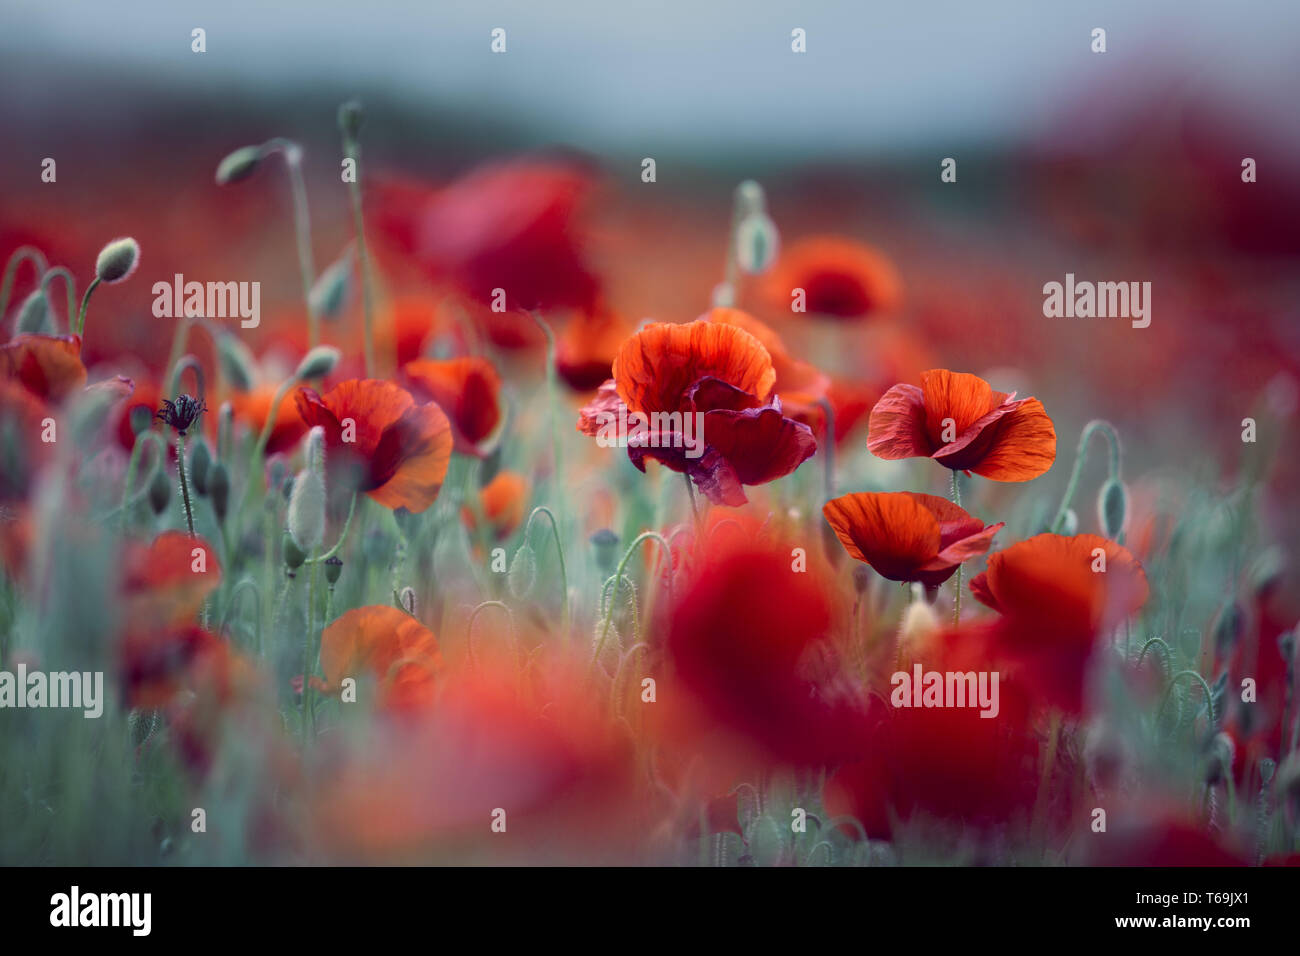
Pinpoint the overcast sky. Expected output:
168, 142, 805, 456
3, 0, 1298, 156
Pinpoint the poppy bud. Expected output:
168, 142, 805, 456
215, 146, 262, 185
1203, 732, 1235, 786
324, 555, 343, 585
287, 468, 326, 553
338, 99, 364, 141
1059, 507, 1079, 536
508, 543, 537, 599
282, 532, 306, 570
15, 289, 52, 334
189, 438, 212, 496
129, 404, 153, 437
590, 529, 619, 578
147, 466, 170, 514
216, 333, 257, 392
128, 709, 160, 748
294, 345, 341, 381
898, 596, 938, 651
209, 461, 230, 520
217, 401, 234, 461
281, 473, 295, 501
735, 212, 780, 275
398, 586, 416, 616
1248, 545, 1285, 602
734, 179, 766, 217
309, 252, 353, 321
94, 237, 140, 284
1098, 478, 1127, 539
1212, 600, 1246, 658
305, 425, 326, 476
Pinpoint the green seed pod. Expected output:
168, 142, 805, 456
209, 461, 230, 520
147, 465, 170, 514
398, 586, 416, 616
735, 212, 780, 275
215, 145, 262, 185
287, 468, 326, 552
309, 252, 353, 320
94, 237, 140, 284
324, 555, 343, 585
216, 333, 257, 392
1098, 478, 1128, 539
189, 439, 212, 496
282, 532, 306, 571
590, 528, 619, 578
129, 404, 154, 437
338, 99, 364, 141
295, 345, 342, 381
15, 288, 52, 334
1059, 507, 1079, 537
508, 543, 537, 599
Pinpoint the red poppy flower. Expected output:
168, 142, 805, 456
581, 320, 816, 506
121, 530, 223, 628
763, 235, 902, 319
228, 384, 308, 456
868, 369, 1057, 481
0, 333, 87, 404
659, 544, 864, 767
372, 158, 600, 313
403, 356, 502, 454
461, 470, 530, 542
319, 605, 442, 715
556, 302, 632, 392
822, 491, 1004, 587
294, 379, 453, 513
1075, 807, 1248, 866
969, 533, 1149, 713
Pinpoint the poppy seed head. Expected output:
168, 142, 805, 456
157, 394, 207, 435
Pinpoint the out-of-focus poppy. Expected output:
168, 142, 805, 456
121, 530, 223, 628
319, 605, 442, 715
580, 320, 816, 506
461, 470, 530, 542
658, 544, 864, 768
556, 302, 632, 392
1073, 806, 1248, 866
868, 369, 1056, 481
119, 625, 227, 709
372, 158, 600, 314
403, 356, 502, 454
0, 381, 54, 502
1, 333, 87, 403
763, 235, 902, 320
970, 533, 1148, 713
376, 296, 440, 368
295, 379, 453, 513
228, 384, 308, 456
823, 491, 1003, 587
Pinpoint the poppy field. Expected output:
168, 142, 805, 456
1, 3, 1299, 871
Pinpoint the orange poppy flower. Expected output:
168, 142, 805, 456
822, 491, 1004, 587
763, 235, 902, 319
703, 307, 829, 400
377, 296, 440, 368
121, 530, 223, 628
867, 369, 1057, 481
969, 533, 1149, 712
462, 470, 530, 542
403, 356, 502, 454
294, 379, 453, 513
581, 320, 816, 506
228, 383, 308, 455
556, 302, 632, 392
0, 333, 87, 403
319, 605, 442, 714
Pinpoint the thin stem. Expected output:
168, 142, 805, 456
529, 311, 565, 535
115, 431, 167, 528
306, 492, 359, 563
302, 554, 319, 745
74, 276, 101, 338
467, 600, 516, 668
817, 397, 836, 501
590, 531, 671, 676
522, 506, 569, 636
341, 133, 376, 377
1050, 419, 1122, 534
40, 267, 76, 333
168, 354, 207, 404
260, 139, 318, 349
684, 473, 702, 538
1158, 669, 1217, 730
0, 246, 47, 320
176, 433, 197, 537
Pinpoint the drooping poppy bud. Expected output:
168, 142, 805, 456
209, 461, 230, 520
508, 543, 537, 599
95, 237, 140, 284
283, 532, 306, 571
148, 466, 170, 515
189, 439, 212, 496
294, 345, 341, 381
1098, 477, 1128, 539
287, 468, 326, 553
15, 289, 52, 334
215, 146, 262, 185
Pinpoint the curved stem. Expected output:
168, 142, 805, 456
74, 276, 101, 338
40, 267, 76, 333
306, 492, 358, 563
467, 600, 515, 668
1050, 419, 1122, 534
523, 505, 569, 636
1136, 636, 1174, 668
260, 139, 318, 349
529, 311, 565, 533
590, 531, 671, 675
115, 430, 167, 527
0, 246, 48, 320
1159, 669, 1217, 729
168, 353, 207, 403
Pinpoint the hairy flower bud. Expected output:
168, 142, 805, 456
216, 333, 257, 392
338, 99, 364, 141
735, 212, 780, 275
95, 237, 140, 284
508, 543, 537, 599
287, 468, 326, 553
189, 438, 212, 496
15, 289, 52, 334
148, 465, 170, 515
215, 146, 262, 185
308, 252, 353, 320
282, 531, 306, 571
1098, 477, 1128, 539
209, 461, 230, 520
295, 345, 341, 380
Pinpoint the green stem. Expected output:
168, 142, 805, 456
0, 246, 47, 320
522, 505, 569, 636
817, 397, 836, 501
1050, 419, 1122, 534
74, 276, 100, 338
529, 311, 565, 533
1158, 669, 1217, 730
467, 600, 515, 668
260, 139, 318, 349
115, 431, 167, 528
40, 267, 76, 334
342, 134, 376, 377
302, 554, 319, 745
950, 469, 963, 626
176, 433, 196, 537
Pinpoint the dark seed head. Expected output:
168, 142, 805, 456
157, 394, 207, 436
324, 555, 343, 585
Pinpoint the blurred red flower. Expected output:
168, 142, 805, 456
403, 356, 502, 454
763, 235, 902, 320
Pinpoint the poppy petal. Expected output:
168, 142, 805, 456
368, 401, 454, 513
822, 492, 940, 581
968, 397, 1057, 481
866, 383, 931, 460
612, 321, 775, 415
